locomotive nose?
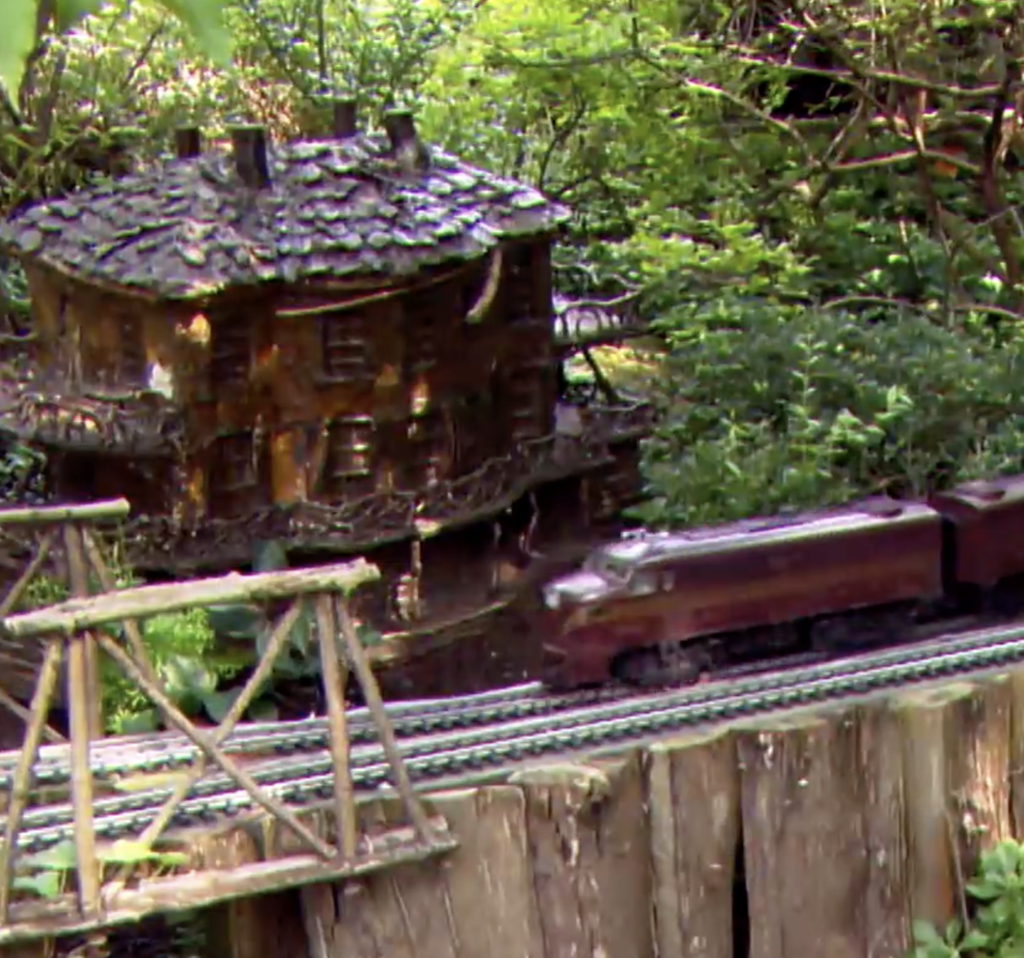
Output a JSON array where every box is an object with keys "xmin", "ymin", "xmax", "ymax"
[{"xmin": 540, "ymin": 643, "xmax": 570, "ymax": 687}]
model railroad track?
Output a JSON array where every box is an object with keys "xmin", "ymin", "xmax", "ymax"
[
  {"xmin": 0, "ymin": 682, "xmax": 632, "ymax": 790},
  {"xmin": 6, "ymin": 621, "xmax": 1024, "ymax": 853}
]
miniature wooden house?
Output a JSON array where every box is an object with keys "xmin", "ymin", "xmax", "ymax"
[
  {"xmin": 1, "ymin": 106, "xmax": 565, "ymax": 507},
  {"xmin": 0, "ymin": 102, "xmax": 651, "ymax": 647}
]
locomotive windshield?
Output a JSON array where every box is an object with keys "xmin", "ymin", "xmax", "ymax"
[{"xmin": 583, "ymin": 539, "xmax": 652, "ymax": 580}]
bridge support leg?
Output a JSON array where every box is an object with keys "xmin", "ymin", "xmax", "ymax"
[
  {"xmin": 335, "ymin": 598, "xmax": 437, "ymax": 844},
  {"xmin": 316, "ymin": 596, "xmax": 358, "ymax": 859}
]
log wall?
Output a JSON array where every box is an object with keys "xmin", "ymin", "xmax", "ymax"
[{"xmin": 203, "ymin": 668, "xmax": 1024, "ymax": 958}]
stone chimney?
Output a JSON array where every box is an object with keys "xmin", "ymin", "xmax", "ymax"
[
  {"xmin": 383, "ymin": 109, "xmax": 429, "ymax": 174},
  {"xmin": 332, "ymin": 98, "xmax": 358, "ymax": 139},
  {"xmin": 174, "ymin": 127, "xmax": 202, "ymax": 159},
  {"xmin": 229, "ymin": 125, "xmax": 271, "ymax": 188}
]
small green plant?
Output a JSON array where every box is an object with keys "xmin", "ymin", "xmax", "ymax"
[
  {"xmin": 911, "ymin": 840, "xmax": 1024, "ymax": 958},
  {"xmin": 103, "ymin": 607, "xmax": 246, "ymax": 734},
  {"xmin": 18, "ymin": 567, "xmax": 244, "ymax": 734},
  {"xmin": 13, "ymin": 839, "xmax": 188, "ymax": 901}
]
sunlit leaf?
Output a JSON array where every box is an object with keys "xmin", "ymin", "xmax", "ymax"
[
  {"xmin": 13, "ymin": 871, "xmax": 62, "ymax": 898},
  {"xmin": 99, "ymin": 840, "xmax": 188, "ymax": 867},
  {"xmin": 115, "ymin": 708, "xmax": 160, "ymax": 734},
  {"xmin": 22, "ymin": 840, "xmax": 78, "ymax": 872},
  {"xmin": 0, "ymin": 0, "xmax": 39, "ymax": 98},
  {"xmin": 109, "ymin": 768, "xmax": 198, "ymax": 794},
  {"xmin": 55, "ymin": 0, "xmax": 108, "ymax": 32},
  {"xmin": 155, "ymin": 0, "xmax": 233, "ymax": 64}
]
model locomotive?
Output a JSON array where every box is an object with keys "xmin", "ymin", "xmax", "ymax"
[{"xmin": 538, "ymin": 474, "xmax": 1024, "ymax": 690}]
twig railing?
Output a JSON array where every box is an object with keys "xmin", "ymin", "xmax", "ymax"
[
  {"xmin": 0, "ymin": 557, "xmax": 449, "ymax": 934},
  {"xmin": 0, "ymin": 497, "xmax": 132, "ymax": 743}
]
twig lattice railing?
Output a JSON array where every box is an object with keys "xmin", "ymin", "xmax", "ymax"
[
  {"xmin": 0, "ymin": 498, "xmax": 132, "ymax": 743},
  {"xmin": 0, "ymin": 556, "xmax": 455, "ymax": 943}
]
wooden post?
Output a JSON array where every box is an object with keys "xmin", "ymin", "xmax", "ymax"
[
  {"xmin": 0, "ymin": 499, "xmax": 129, "ymax": 527},
  {"xmin": 67, "ymin": 632, "xmax": 101, "ymax": 918},
  {"xmin": 335, "ymin": 597, "xmax": 436, "ymax": 842},
  {"xmin": 63, "ymin": 524, "xmax": 103, "ymax": 740},
  {"xmin": 646, "ymin": 729, "xmax": 740, "ymax": 958},
  {"xmin": 0, "ymin": 638, "xmax": 64, "ymax": 921},
  {"xmin": 315, "ymin": 594, "xmax": 358, "ymax": 859},
  {"xmin": 2, "ymin": 560, "xmax": 380, "ymax": 637}
]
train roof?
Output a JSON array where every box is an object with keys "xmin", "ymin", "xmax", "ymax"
[{"xmin": 591, "ymin": 499, "xmax": 938, "ymax": 572}]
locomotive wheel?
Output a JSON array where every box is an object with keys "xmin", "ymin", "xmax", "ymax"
[{"xmin": 612, "ymin": 643, "xmax": 706, "ymax": 688}]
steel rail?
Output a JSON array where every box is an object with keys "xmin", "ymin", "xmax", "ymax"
[
  {"xmin": 0, "ymin": 682, "xmax": 626, "ymax": 789},
  {"xmin": 0, "ymin": 615, "xmax": 1004, "ymax": 789},
  {"xmin": 7, "ymin": 622, "xmax": 1024, "ymax": 852}
]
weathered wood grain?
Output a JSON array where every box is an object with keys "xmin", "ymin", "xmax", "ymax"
[
  {"xmin": 896, "ymin": 678, "xmax": 1012, "ymax": 932},
  {"xmin": 859, "ymin": 702, "xmax": 912, "ymax": 958},
  {"xmin": 516, "ymin": 755, "xmax": 651, "ymax": 958},
  {"xmin": 646, "ymin": 728, "xmax": 740, "ymax": 958},
  {"xmin": 739, "ymin": 707, "xmax": 871, "ymax": 958}
]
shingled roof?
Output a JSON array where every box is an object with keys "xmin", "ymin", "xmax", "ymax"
[{"xmin": 0, "ymin": 113, "xmax": 571, "ymax": 300}]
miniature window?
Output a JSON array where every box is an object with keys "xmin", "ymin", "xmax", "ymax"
[
  {"xmin": 208, "ymin": 431, "xmax": 263, "ymax": 518},
  {"xmin": 504, "ymin": 366, "xmax": 551, "ymax": 442},
  {"xmin": 504, "ymin": 243, "xmax": 537, "ymax": 323},
  {"xmin": 119, "ymin": 312, "xmax": 147, "ymax": 385},
  {"xmin": 626, "ymin": 570, "xmax": 659, "ymax": 598},
  {"xmin": 406, "ymin": 410, "xmax": 448, "ymax": 486},
  {"xmin": 209, "ymin": 319, "xmax": 252, "ymax": 390},
  {"xmin": 211, "ymin": 432, "xmax": 257, "ymax": 493},
  {"xmin": 321, "ymin": 314, "xmax": 373, "ymax": 381},
  {"xmin": 324, "ymin": 416, "xmax": 375, "ymax": 496}
]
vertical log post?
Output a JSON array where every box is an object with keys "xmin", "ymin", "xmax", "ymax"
[
  {"xmin": 315, "ymin": 594, "xmax": 358, "ymax": 859},
  {"xmin": 63, "ymin": 524, "xmax": 103, "ymax": 739},
  {"xmin": 335, "ymin": 597, "xmax": 436, "ymax": 842},
  {"xmin": 67, "ymin": 629, "xmax": 101, "ymax": 918},
  {"xmin": 0, "ymin": 638, "xmax": 65, "ymax": 921}
]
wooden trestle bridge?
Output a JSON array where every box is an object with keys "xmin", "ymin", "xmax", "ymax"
[{"xmin": 0, "ymin": 499, "xmax": 459, "ymax": 949}]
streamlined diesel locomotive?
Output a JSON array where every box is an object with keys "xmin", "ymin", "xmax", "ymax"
[{"xmin": 539, "ymin": 475, "xmax": 1024, "ymax": 690}]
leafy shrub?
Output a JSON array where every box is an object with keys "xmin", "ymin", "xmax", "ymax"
[
  {"xmin": 634, "ymin": 301, "xmax": 1024, "ymax": 528},
  {"xmin": 911, "ymin": 840, "xmax": 1024, "ymax": 958}
]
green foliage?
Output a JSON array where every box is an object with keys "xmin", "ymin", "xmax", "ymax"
[
  {"xmin": 1, "ymin": 0, "xmax": 232, "ymax": 97},
  {"xmin": 18, "ymin": 567, "xmax": 243, "ymax": 734},
  {"xmin": 103, "ymin": 607, "xmax": 245, "ymax": 734},
  {"xmin": 13, "ymin": 837, "xmax": 187, "ymax": 900},
  {"xmin": 634, "ymin": 303, "xmax": 1024, "ymax": 527},
  {"xmin": 911, "ymin": 840, "xmax": 1024, "ymax": 958}
]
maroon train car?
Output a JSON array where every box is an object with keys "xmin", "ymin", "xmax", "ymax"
[
  {"xmin": 930, "ymin": 476, "xmax": 1024, "ymax": 591},
  {"xmin": 539, "ymin": 499, "xmax": 945, "ymax": 689}
]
